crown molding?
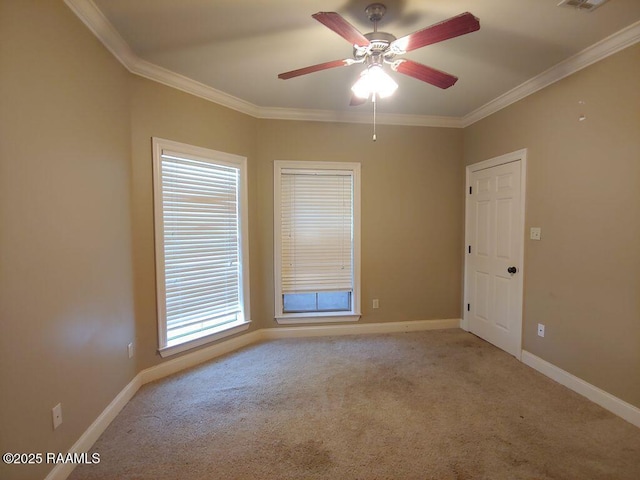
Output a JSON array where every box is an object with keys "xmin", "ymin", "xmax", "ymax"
[
  {"xmin": 63, "ymin": 0, "xmax": 261, "ymax": 117},
  {"xmin": 62, "ymin": 0, "xmax": 460, "ymax": 128},
  {"xmin": 66, "ymin": 1, "xmax": 639, "ymax": 130},
  {"xmin": 130, "ymin": 58, "xmax": 261, "ymax": 117},
  {"xmin": 256, "ymin": 107, "xmax": 463, "ymax": 128},
  {"xmin": 461, "ymin": 19, "xmax": 640, "ymax": 127},
  {"xmin": 64, "ymin": 0, "xmax": 138, "ymax": 67}
]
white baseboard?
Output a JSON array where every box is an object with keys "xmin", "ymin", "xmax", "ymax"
[
  {"xmin": 521, "ymin": 350, "xmax": 640, "ymax": 429},
  {"xmin": 139, "ymin": 319, "xmax": 460, "ymax": 381},
  {"xmin": 44, "ymin": 374, "xmax": 142, "ymax": 480},
  {"xmin": 264, "ymin": 318, "xmax": 461, "ymax": 340},
  {"xmin": 141, "ymin": 330, "xmax": 263, "ymax": 384}
]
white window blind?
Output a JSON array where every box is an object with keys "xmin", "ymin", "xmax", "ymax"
[
  {"xmin": 158, "ymin": 150, "xmax": 243, "ymax": 346},
  {"xmin": 280, "ymin": 170, "xmax": 353, "ymax": 294}
]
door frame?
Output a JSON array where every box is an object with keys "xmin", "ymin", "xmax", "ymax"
[{"xmin": 462, "ymin": 148, "xmax": 527, "ymax": 360}]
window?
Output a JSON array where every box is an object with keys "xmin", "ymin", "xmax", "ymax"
[
  {"xmin": 274, "ymin": 161, "xmax": 361, "ymax": 324},
  {"xmin": 152, "ymin": 138, "xmax": 250, "ymax": 357}
]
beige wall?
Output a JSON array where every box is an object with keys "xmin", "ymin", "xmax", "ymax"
[
  {"xmin": 129, "ymin": 89, "xmax": 463, "ymax": 368},
  {"xmin": 2, "ymin": 3, "xmax": 638, "ymax": 478},
  {"xmin": 0, "ymin": 2, "xmax": 135, "ymax": 479},
  {"xmin": 129, "ymin": 77, "xmax": 260, "ymax": 370},
  {"xmin": 463, "ymin": 43, "xmax": 640, "ymax": 408},
  {"xmin": 255, "ymin": 120, "xmax": 464, "ymax": 328}
]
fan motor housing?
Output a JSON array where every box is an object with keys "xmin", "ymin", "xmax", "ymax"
[
  {"xmin": 354, "ymin": 31, "xmax": 397, "ymax": 60},
  {"xmin": 365, "ymin": 31, "xmax": 396, "ymax": 47}
]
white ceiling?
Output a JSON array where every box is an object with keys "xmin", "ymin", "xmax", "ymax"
[{"xmin": 77, "ymin": 0, "xmax": 640, "ymax": 123}]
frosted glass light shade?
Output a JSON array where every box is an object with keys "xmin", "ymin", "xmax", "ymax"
[{"xmin": 351, "ymin": 65, "xmax": 398, "ymax": 99}]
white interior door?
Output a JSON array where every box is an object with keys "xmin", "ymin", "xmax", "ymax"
[{"xmin": 464, "ymin": 152, "xmax": 525, "ymax": 358}]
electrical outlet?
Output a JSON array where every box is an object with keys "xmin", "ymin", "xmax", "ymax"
[
  {"xmin": 537, "ymin": 323, "xmax": 545, "ymax": 337},
  {"xmin": 372, "ymin": 299, "xmax": 379, "ymax": 309},
  {"xmin": 128, "ymin": 342, "xmax": 134, "ymax": 359},
  {"xmin": 52, "ymin": 403, "xmax": 62, "ymax": 430}
]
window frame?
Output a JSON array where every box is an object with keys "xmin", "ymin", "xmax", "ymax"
[
  {"xmin": 273, "ymin": 160, "xmax": 361, "ymax": 324},
  {"xmin": 152, "ymin": 138, "xmax": 251, "ymax": 357}
]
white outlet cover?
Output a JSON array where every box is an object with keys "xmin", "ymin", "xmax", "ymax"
[{"xmin": 52, "ymin": 403, "xmax": 62, "ymax": 429}]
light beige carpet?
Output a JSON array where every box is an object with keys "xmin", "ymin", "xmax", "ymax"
[{"xmin": 69, "ymin": 329, "xmax": 640, "ymax": 479}]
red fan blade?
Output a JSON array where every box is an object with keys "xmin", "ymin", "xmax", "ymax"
[
  {"xmin": 392, "ymin": 60, "xmax": 458, "ymax": 89},
  {"xmin": 312, "ymin": 12, "xmax": 370, "ymax": 47},
  {"xmin": 278, "ymin": 59, "xmax": 351, "ymax": 80},
  {"xmin": 391, "ymin": 12, "xmax": 479, "ymax": 53}
]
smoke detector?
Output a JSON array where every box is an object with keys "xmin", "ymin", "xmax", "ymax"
[{"xmin": 557, "ymin": 0, "xmax": 610, "ymax": 12}]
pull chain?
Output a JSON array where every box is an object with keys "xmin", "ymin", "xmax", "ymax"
[
  {"xmin": 372, "ymin": 92, "xmax": 377, "ymax": 141},
  {"xmin": 372, "ymin": 13, "xmax": 378, "ymax": 141}
]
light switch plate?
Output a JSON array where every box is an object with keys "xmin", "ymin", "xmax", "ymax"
[{"xmin": 530, "ymin": 227, "xmax": 541, "ymax": 240}]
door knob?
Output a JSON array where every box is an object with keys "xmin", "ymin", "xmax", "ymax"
[{"xmin": 507, "ymin": 266, "xmax": 517, "ymax": 275}]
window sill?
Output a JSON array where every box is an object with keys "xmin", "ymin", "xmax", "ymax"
[
  {"xmin": 158, "ymin": 320, "xmax": 250, "ymax": 358},
  {"xmin": 275, "ymin": 313, "xmax": 361, "ymax": 325}
]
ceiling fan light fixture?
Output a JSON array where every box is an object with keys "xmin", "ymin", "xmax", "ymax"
[{"xmin": 351, "ymin": 64, "xmax": 398, "ymax": 99}]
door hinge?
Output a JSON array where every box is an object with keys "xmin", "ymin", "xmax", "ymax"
[
  {"xmin": 467, "ymin": 303, "xmax": 470, "ymax": 312},
  {"xmin": 469, "ymin": 186, "xmax": 472, "ymax": 194}
]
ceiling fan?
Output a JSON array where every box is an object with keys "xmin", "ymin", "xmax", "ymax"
[{"xmin": 278, "ymin": 3, "xmax": 480, "ymax": 105}]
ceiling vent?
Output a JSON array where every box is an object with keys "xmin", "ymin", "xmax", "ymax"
[{"xmin": 557, "ymin": 0, "xmax": 610, "ymax": 12}]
